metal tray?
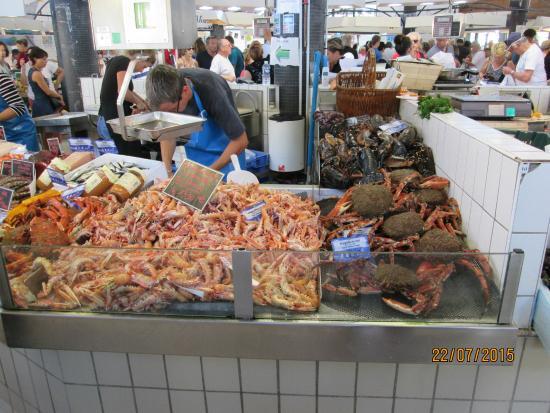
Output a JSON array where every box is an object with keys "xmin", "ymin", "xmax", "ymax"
[
  {"xmin": 33, "ymin": 112, "xmax": 90, "ymax": 127},
  {"xmin": 107, "ymin": 111, "xmax": 205, "ymax": 142}
]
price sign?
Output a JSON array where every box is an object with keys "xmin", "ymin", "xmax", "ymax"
[
  {"xmin": 47, "ymin": 137, "xmax": 61, "ymax": 155},
  {"xmin": 0, "ymin": 126, "xmax": 5, "ymax": 141},
  {"xmin": 331, "ymin": 235, "xmax": 371, "ymax": 262},
  {"xmin": 11, "ymin": 160, "xmax": 34, "ymax": 180},
  {"xmin": 163, "ymin": 159, "xmax": 223, "ymax": 211},
  {"xmin": 0, "ymin": 187, "xmax": 14, "ymax": 211},
  {"xmin": 47, "ymin": 168, "xmax": 67, "ymax": 187},
  {"xmin": 433, "ymin": 15, "xmax": 453, "ymax": 38},
  {"xmin": 1, "ymin": 161, "xmax": 12, "ymax": 176}
]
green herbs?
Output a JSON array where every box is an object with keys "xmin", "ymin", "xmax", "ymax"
[{"xmin": 417, "ymin": 95, "xmax": 453, "ymax": 119}]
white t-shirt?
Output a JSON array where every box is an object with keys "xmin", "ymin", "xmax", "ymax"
[
  {"xmin": 472, "ymin": 50, "xmax": 486, "ymax": 70},
  {"xmin": 516, "ymin": 44, "xmax": 547, "ymax": 86},
  {"xmin": 210, "ymin": 54, "xmax": 236, "ymax": 82},
  {"xmin": 26, "ymin": 60, "xmax": 58, "ymax": 100}
]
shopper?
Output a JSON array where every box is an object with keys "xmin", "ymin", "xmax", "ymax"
[
  {"xmin": 10, "ymin": 49, "xmax": 19, "ymax": 69},
  {"xmin": 541, "ymin": 40, "xmax": 550, "ymax": 80},
  {"xmin": 210, "ymin": 39, "xmax": 236, "ymax": 82},
  {"xmin": 503, "ymin": 36, "xmax": 547, "ymax": 85},
  {"xmin": 15, "ymin": 39, "xmax": 29, "ymax": 70},
  {"xmin": 27, "ymin": 48, "xmax": 65, "ymax": 117},
  {"xmin": 326, "ymin": 38, "xmax": 344, "ymax": 73},
  {"xmin": 479, "ymin": 42, "xmax": 508, "ymax": 83},
  {"xmin": 27, "ymin": 54, "xmax": 65, "ymax": 104},
  {"xmin": 193, "ymin": 38, "xmax": 206, "ymax": 57},
  {"xmin": 225, "ymin": 35, "xmax": 244, "ymax": 78},
  {"xmin": 0, "ymin": 73, "xmax": 38, "ymax": 151},
  {"xmin": 395, "ymin": 36, "xmax": 415, "ymax": 61},
  {"xmin": 505, "ymin": 32, "xmax": 522, "ymax": 66},
  {"xmin": 0, "ymin": 42, "xmax": 11, "ymax": 76},
  {"xmin": 382, "ymin": 42, "xmax": 395, "ymax": 61},
  {"xmin": 342, "ymin": 34, "xmax": 358, "ymax": 59},
  {"xmin": 177, "ymin": 48, "xmax": 198, "ymax": 69},
  {"xmin": 98, "ymin": 51, "xmax": 155, "ymax": 157},
  {"xmin": 427, "ymin": 38, "xmax": 453, "ymax": 58},
  {"xmin": 243, "ymin": 43, "xmax": 265, "ymax": 84},
  {"xmin": 196, "ymin": 36, "xmax": 218, "ymax": 69},
  {"xmin": 470, "ymin": 42, "xmax": 486, "ymax": 70},
  {"xmin": 407, "ymin": 32, "xmax": 425, "ymax": 59},
  {"xmin": 146, "ymin": 65, "xmax": 248, "ymax": 176},
  {"xmin": 369, "ymin": 35, "xmax": 383, "ymax": 62},
  {"xmin": 523, "ymin": 28, "xmax": 537, "ymax": 44}
]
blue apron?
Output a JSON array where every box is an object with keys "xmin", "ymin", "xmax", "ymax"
[
  {"xmin": 0, "ymin": 94, "xmax": 38, "ymax": 151},
  {"xmin": 185, "ymin": 88, "xmax": 245, "ymax": 178}
]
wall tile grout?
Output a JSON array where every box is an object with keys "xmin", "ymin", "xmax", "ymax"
[
  {"xmin": 276, "ymin": 360, "xmax": 281, "ymax": 413},
  {"xmin": 508, "ymin": 337, "xmax": 528, "ymax": 413},
  {"xmin": 162, "ymin": 355, "xmax": 173, "ymax": 413},
  {"xmin": 199, "ymin": 357, "xmax": 208, "ymax": 413},
  {"xmin": 315, "ymin": 361, "xmax": 319, "ymax": 413},
  {"xmin": 429, "ymin": 364, "xmax": 439, "ymax": 413},
  {"xmin": 237, "ymin": 358, "xmax": 244, "ymax": 413},
  {"xmin": 126, "ymin": 353, "xmax": 139, "ymax": 413},
  {"xmin": 469, "ymin": 365, "xmax": 480, "ymax": 413},
  {"xmin": 10, "ymin": 349, "xmax": 27, "ymax": 412},
  {"xmin": 391, "ymin": 364, "xmax": 399, "ymax": 413},
  {"xmin": 89, "ymin": 352, "xmax": 104, "ymax": 413},
  {"xmin": 353, "ymin": 362, "xmax": 358, "ymax": 413}
]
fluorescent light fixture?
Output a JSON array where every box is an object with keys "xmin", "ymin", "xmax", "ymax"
[
  {"xmin": 227, "ymin": 6, "xmax": 241, "ymax": 11},
  {"xmin": 419, "ymin": 2, "xmax": 434, "ymax": 5},
  {"xmin": 254, "ymin": 6, "xmax": 266, "ymax": 11},
  {"xmin": 339, "ymin": 5, "xmax": 353, "ymax": 9},
  {"xmin": 388, "ymin": 3, "xmax": 401, "ymax": 6},
  {"xmin": 199, "ymin": 5, "xmax": 213, "ymax": 10},
  {"xmin": 454, "ymin": 0, "xmax": 467, "ymax": 3}
]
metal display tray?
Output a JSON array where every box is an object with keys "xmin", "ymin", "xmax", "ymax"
[
  {"xmin": 107, "ymin": 111, "xmax": 205, "ymax": 142},
  {"xmin": 33, "ymin": 112, "xmax": 90, "ymax": 127}
]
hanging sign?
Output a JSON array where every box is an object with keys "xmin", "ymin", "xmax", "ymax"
[
  {"xmin": 163, "ymin": 159, "xmax": 224, "ymax": 211},
  {"xmin": 432, "ymin": 15, "xmax": 453, "ymax": 38}
]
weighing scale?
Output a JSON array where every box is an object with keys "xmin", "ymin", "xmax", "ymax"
[{"xmin": 451, "ymin": 95, "xmax": 532, "ymax": 119}]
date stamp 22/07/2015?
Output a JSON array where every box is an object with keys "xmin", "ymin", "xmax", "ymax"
[{"xmin": 432, "ymin": 347, "xmax": 515, "ymax": 363}]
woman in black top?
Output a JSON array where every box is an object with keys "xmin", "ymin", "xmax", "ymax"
[
  {"xmin": 98, "ymin": 51, "xmax": 154, "ymax": 158},
  {"xmin": 243, "ymin": 42, "xmax": 265, "ymax": 83},
  {"xmin": 28, "ymin": 47, "xmax": 65, "ymax": 117}
]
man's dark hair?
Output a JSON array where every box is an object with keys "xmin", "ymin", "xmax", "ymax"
[
  {"xmin": 395, "ymin": 37, "xmax": 412, "ymax": 56},
  {"xmin": 15, "ymin": 39, "xmax": 28, "ymax": 47},
  {"xmin": 523, "ymin": 28, "xmax": 536, "ymax": 40},
  {"xmin": 371, "ymin": 35, "xmax": 381, "ymax": 46},
  {"xmin": 225, "ymin": 35, "xmax": 235, "ymax": 45},
  {"xmin": 146, "ymin": 64, "xmax": 185, "ymax": 111}
]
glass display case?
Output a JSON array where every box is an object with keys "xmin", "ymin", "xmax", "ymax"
[{"xmin": 0, "ymin": 245, "xmax": 519, "ymax": 325}]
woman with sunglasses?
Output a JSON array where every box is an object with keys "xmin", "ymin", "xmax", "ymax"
[
  {"xmin": 177, "ymin": 48, "xmax": 198, "ymax": 69},
  {"xmin": 407, "ymin": 32, "xmax": 426, "ymax": 59}
]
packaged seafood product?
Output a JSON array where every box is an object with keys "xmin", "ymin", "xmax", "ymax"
[
  {"xmin": 108, "ymin": 167, "xmax": 146, "ymax": 202},
  {"xmin": 84, "ymin": 165, "xmax": 118, "ymax": 196}
]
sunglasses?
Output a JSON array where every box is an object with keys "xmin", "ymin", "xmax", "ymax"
[{"xmin": 413, "ymin": 40, "xmax": 419, "ymax": 43}]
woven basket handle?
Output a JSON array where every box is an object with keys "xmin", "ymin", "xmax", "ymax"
[{"xmin": 361, "ymin": 48, "xmax": 377, "ymax": 88}]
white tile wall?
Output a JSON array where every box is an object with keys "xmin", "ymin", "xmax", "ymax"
[
  {"xmin": 495, "ymin": 156, "xmax": 519, "ymax": 230},
  {"xmin": 318, "ymin": 396, "xmax": 354, "ymax": 413},
  {"xmin": 129, "ymin": 354, "xmax": 166, "ymax": 388},
  {"xmin": 93, "ymin": 352, "xmax": 132, "ymax": 386},
  {"xmin": 356, "ymin": 397, "xmax": 393, "ymax": 413},
  {"xmin": 280, "ymin": 395, "xmax": 315, "ymax": 413},
  {"xmin": 513, "ymin": 163, "xmax": 550, "ymax": 233},
  {"xmin": 511, "ymin": 233, "xmax": 548, "ymax": 296},
  {"xmin": 395, "ymin": 364, "xmax": 436, "ymax": 398},
  {"xmin": 356, "ymin": 363, "xmax": 396, "ymax": 397},
  {"xmin": 513, "ymin": 296, "xmax": 535, "ymax": 328},
  {"xmin": 100, "ymin": 386, "xmax": 136, "ymax": 413},
  {"xmin": 432, "ymin": 399, "xmax": 470, "ymax": 413},
  {"xmin": 41, "ymin": 350, "xmax": 62, "ymax": 379},
  {"xmin": 394, "ymin": 398, "xmax": 432, "ymax": 413},
  {"xmin": 58, "ymin": 351, "xmax": 96, "ymax": 385},
  {"xmin": 0, "ymin": 344, "xmax": 20, "ymax": 393},
  {"xmin": 47, "ymin": 374, "xmax": 70, "ymax": 413},
  {"xmin": 24, "ymin": 350, "xmax": 42, "ymax": 368},
  {"xmin": 434, "ymin": 365, "xmax": 476, "ymax": 399},
  {"xmin": 242, "ymin": 393, "xmax": 278, "ymax": 413},
  {"xmin": 170, "ymin": 390, "xmax": 206, "ymax": 413},
  {"xmin": 472, "ymin": 400, "xmax": 509, "ymax": 413},
  {"xmin": 206, "ymin": 392, "xmax": 241, "ymax": 413},
  {"xmin": 279, "ymin": 360, "xmax": 316, "ymax": 395},
  {"xmin": 65, "ymin": 384, "xmax": 102, "ymax": 413},
  {"xmin": 240, "ymin": 359, "xmax": 277, "ymax": 394},
  {"xmin": 483, "ymin": 149, "xmax": 503, "ymax": 218},
  {"xmin": 134, "ymin": 388, "xmax": 171, "ymax": 413},
  {"xmin": 318, "ymin": 361, "xmax": 356, "ymax": 396},
  {"xmin": 202, "ymin": 357, "xmax": 240, "ymax": 392},
  {"xmin": 165, "ymin": 356, "xmax": 203, "ymax": 390}
]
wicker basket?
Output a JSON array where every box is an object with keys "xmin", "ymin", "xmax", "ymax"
[{"xmin": 336, "ymin": 50, "xmax": 399, "ymax": 117}]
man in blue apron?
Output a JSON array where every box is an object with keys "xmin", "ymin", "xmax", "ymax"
[
  {"xmin": 0, "ymin": 73, "xmax": 38, "ymax": 151},
  {"xmin": 145, "ymin": 65, "xmax": 248, "ymax": 176}
]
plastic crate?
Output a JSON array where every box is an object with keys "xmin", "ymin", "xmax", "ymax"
[{"xmin": 245, "ymin": 150, "xmax": 269, "ymax": 169}]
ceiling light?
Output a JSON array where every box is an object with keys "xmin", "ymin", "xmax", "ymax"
[
  {"xmin": 388, "ymin": 3, "xmax": 401, "ymax": 6},
  {"xmin": 419, "ymin": 2, "xmax": 434, "ymax": 5},
  {"xmin": 339, "ymin": 5, "xmax": 353, "ymax": 9},
  {"xmin": 254, "ymin": 6, "xmax": 266, "ymax": 11},
  {"xmin": 199, "ymin": 5, "xmax": 212, "ymax": 10},
  {"xmin": 454, "ymin": 0, "xmax": 467, "ymax": 3},
  {"xmin": 227, "ymin": 6, "xmax": 241, "ymax": 11}
]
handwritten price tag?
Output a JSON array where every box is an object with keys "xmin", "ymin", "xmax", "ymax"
[
  {"xmin": 0, "ymin": 187, "xmax": 14, "ymax": 211},
  {"xmin": 47, "ymin": 137, "xmax": 61, "ymax": 155},
  {"xmin": 163, "ymin": 159, "xmax": 223, "ymax": 211},
  {"xmin": 0, "ymin": 126, "xmax": 5, "ymax": 141},
  {"xmin": 11, "ymin": 160, "xmax": 34, "ymax": 180},
  {"xmin": 1, "ymin": 161, "xmax": 12, "ymax": 176}
]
